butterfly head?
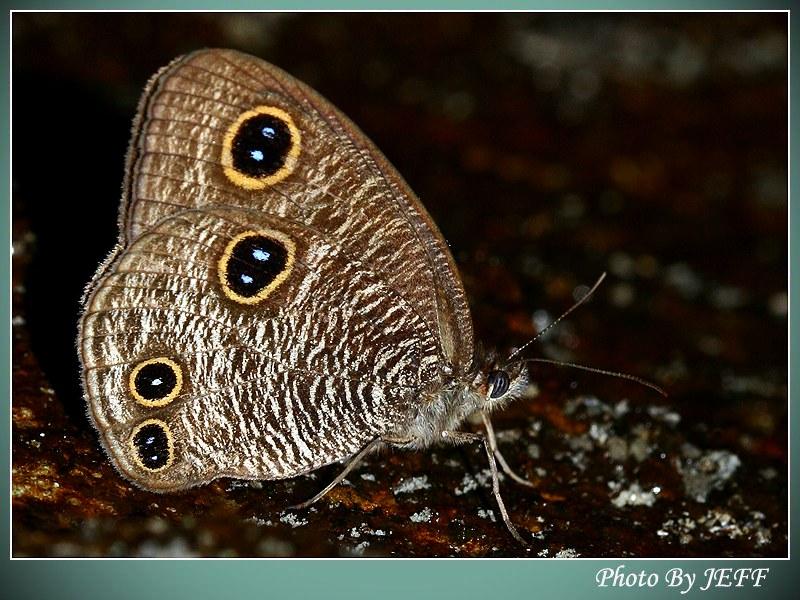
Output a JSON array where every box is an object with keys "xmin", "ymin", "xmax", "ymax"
[{"xmin": 473, "ymin": 352, "xmax": 529, "ymax": 409}]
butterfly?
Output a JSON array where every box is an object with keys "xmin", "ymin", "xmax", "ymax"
[{"xmin": 78, "ymin": 49, "xmax": 663, "ymax": 546}]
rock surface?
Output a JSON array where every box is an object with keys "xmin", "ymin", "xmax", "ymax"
[{"xmin": 12, "ymin": 12, "xmax": 787, "ymax": 557}]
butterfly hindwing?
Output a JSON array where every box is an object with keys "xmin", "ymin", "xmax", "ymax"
[{"xmin": 80, "ymin": 206, "xmax": 438, "ymax": 490}]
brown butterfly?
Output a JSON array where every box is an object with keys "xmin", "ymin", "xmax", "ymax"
[{"xmin": 78, "ymin": 49, "xmax": 663, "ymax": 545}]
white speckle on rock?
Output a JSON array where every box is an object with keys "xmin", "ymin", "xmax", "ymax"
[
  {"xmin": 609, "ymin": 251, "xmax": 635, "ymax": 278},
  {"xmin": 454, "ymin": 469, "xmax": 495, "ymax": 496},
  {"xmin": 659, "ymin": 514, "xmax": 697, "ymax": 545},
  {"xmin": 628, "ymin": 438, "xmax": 651, "ymax": 463},
  {"xmin": 721, "ymin": 373, "xmax": 782, "ymax": 399},
  {"xmin": 614, "ymin": 399, "xmax": 630, "ymax": 417},
  {"xmin": 527, "ymin": 443, "xmax": 540, "ymax": 459},
  {"xmin": 701, "ymin": 509, "xmax": 741, "ymax": 538},
  {"xmin": 759, "ymin": 467, "xmax": 778, "ymax": 480},
  {"xmin": 532, "ymin": 309, "xmax": 552, "ymax": 333},
  {"xmin": 136, "ymin": 537, "xmax": 198, "ymax": 558},
  {"xmin": 256, "ymin": 537, "xmax": 294, "ymax": 557},
  {"xmin": 677, "ymin": 449, "xmax": 741, "ymax": 503},
  {"xmin": 144, "ymin": 517, "xmax": 169, "ymax": 536},
  {"xmin": 564, "ymin": 395, "xmax": 607, "ymax": 417},
  {"xmin": 410, "ymin": 507, "xmax": 433, "ymax": 523},
  {"xmin": 589, "ymin": 422, "xmax": 610, "ymax": 445},
  {"xmin": 349, "ymin": 541, "xmax": 370, "ymax": 556},
  {"xmin": 495, "ymin": 428, "xmax": 522, "ymax": 443},
  {"xmin": 609, "ymin": 282, "xmax": 635, "ymax": 307},
  {"xmin": 555, "ymin": 548, "xmax": 580, "ymax": 558},
  {"xmin": 527, "ymin": 420, "xmax": 543, "ymax": 437},
  {"xmin": 607, "ymin": 436, "xmax": 628, "ymax": 462},
  {"xmin": 477, "ymin": 508, "xmax": 496, "ymax": 522},
  {"xmin": 660, "ymin": 508, "xmax": 772, "ymax": 548},
  {"xmin": 647, "ymin": 405, "xmax": 681, "ymax": 426},
  {"xmin": 665, "ymin": 262, "xmax": 703, "ymax": 298},
  {"xmin": 279, "ymin": 512, "xmax": 308, "ymax": 528},
  {"xmin": 611, "ymin": 482, "xmax": 657, "ymax": 508},
  {"xmin": 393, "ymin": 475, "xmax": 431, "ymax": 495},
  {"xmin": 709, "ymin": 285, "xmax": 747, "ymax": 310},
  {"xmin": 455, "ymin": 474, "xmax": 478, "ymax": 496},
  {"xmin": 768, "ymin": 291, "xmax": 787, "ymax": 317}
]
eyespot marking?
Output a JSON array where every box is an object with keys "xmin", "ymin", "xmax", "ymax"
[
  {"xmin": 218, "ymin": 230, "xmax": 296, "ymax": 305},
  {"xmin": 129, "ymin": 357, "xmax": 183, "ymax": 407},
  {"xmin": 130, "ymin": 419, "xmax": 174, "ymax": 472},
  {"xmin": 221, "ymin": 106, "xmax": 301, "ymax": 189}
]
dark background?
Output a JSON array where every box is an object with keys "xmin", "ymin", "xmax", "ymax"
[{"xmin": 11, "ymin": 12, "xmax": 787, "ymax": 557}]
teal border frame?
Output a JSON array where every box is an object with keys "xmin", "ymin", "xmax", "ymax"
[{"xmin": 3, "ymin": 3, "xmax": 794, "ymax": 599}]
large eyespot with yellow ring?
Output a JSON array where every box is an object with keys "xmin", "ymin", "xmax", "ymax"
[
  {"xmin": 221, "ymin": 106, "xmax": 301, "ymax": 189},
  {"xmin": 130, "ymin": 419, "xmax": 174, "ymax": 472},
  {"xmin": 129, "ymin": 357, "xmax": 183, "ymax": 407},
  {"xmin": 218, "ymin": 229, "xmax": 296, "ymax": 305}
]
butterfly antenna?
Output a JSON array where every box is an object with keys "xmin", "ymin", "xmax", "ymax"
[
  {"xmin": 505, "ymin": 272, "xmax": 607, "ymax": 363},
  {"xmin": 511, "ymin": 357, "xmax": 668, "ymax": 398}
]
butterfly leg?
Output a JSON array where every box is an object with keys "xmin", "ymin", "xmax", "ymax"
[
  {"xmin": 480, "ymin": 412, "xmax": 536, "ymax": 489},
  {"xmin": 289, "ymin": 437, "xmax": 391, "ymax": 510},
  {"xmin": 442, "ymin": 430, "xmax": 529, "ymax": 546}
]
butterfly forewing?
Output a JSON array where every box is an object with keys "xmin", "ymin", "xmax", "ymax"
[{"xmin": 122, "ymin": 49, "xmax": 474, "ymax": 371}]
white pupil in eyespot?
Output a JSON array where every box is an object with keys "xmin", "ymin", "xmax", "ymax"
[
  {"xmin": 252, "ymin": 248, "xmax": 270, "ymax": 261},
  {"xmin": 250, "ymin": 149, "xmax": 264, "ymax": 162},
  {"xmin": 240, "ymin": 274, "xmax": 254, "ymax": 284},
  {"xmin": 150, "ymin": 378, "xmax": 162, "ymax": 386},
  {"xmin": 261, "ymin": 126, "xmax": 276, "ymax": 138}
]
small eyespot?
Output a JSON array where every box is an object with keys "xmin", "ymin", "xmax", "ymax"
[
  {"xmin": 221, "ymin": 106, "xmax": 301, "ymax": 189},
  {"xmin": 129, "ymin": 357, "xmax": 183, "ymax": 407},
  {"xmin": 130, "ymin": 419, "xmax": 174, "ymax": 472},
  {"xmin": 218, "ymin": 230, "xmax": 295, "ymax": 305},
  {"xmin": 487, "ymin": 370, "xmax": 510, "ymax": 399}
]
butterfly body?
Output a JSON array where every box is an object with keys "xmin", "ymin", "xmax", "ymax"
[{"xmin": 79, "ymin": 49, "xmax": 529, "ymax": 502}]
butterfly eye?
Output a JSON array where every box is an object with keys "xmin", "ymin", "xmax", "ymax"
[
  {"xmin": 130, "ymin": 419, "xmax": 174, "ymax": 472},
  {"xmin": 487, "ymin": 370, "xmax": 510, "ymax": 399},
  {"xmin": 218, "ymin": 230, "xmax": 296, "ymax": 305},
  {"xmin": 129, "ymin": 357, "xmax": 183, "ymax": 407},
  {"xmin": 221, "ymin": 106, "xmax": 301, "ymax": 189}
]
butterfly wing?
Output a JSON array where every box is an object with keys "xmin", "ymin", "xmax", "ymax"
[
  {"xmin": 80, "ymin": 49, "xmax": 476, "ymax": 490},
  {"xmin": 80, "ymin": 206, "xmax": 437, "ymax": 490},
  {"xmin": 119, "ymin": 48, "xmax": 474, "ymax": 372}
]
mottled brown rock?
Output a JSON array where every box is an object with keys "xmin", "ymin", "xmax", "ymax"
[{"xmin": 12, "ymin": 12, "xmax": 786, "ymax": 557}]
